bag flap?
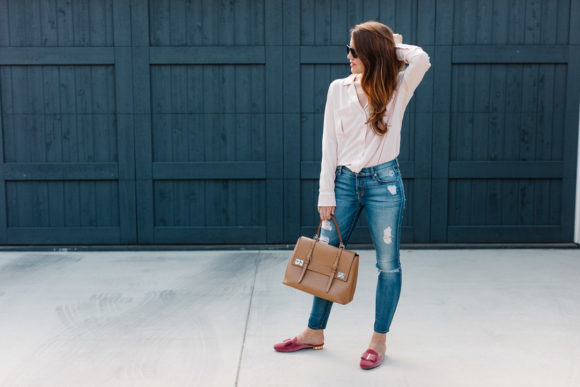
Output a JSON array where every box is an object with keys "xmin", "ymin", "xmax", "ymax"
[{"xmin": 291, "ymin": 237, "xmax": 357, "ymax": 282}]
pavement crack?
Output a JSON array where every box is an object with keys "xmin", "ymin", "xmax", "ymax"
[{"xmin": 234, "ymin": 251, "xmax": 260, "ymax": 387}]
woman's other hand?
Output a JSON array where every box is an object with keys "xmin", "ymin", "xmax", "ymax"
[
  {"xmin": 393, "ymin": 33, "xmax": 403, "ymax": 45},
  {"xmin": 318, "ymin": 206, "xmax": 336, "ymax": 220}
]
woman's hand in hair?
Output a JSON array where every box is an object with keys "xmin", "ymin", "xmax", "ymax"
[
  {"xmin": 318, "ymin": 206, "xmax": 336, "ymax": 220},
  {"xmin": 393, "ymin": 33, "xmax": 403, "ymax": 45}
]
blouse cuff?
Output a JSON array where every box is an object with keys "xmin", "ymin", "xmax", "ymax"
[{"xmin": 317, "ymin": 192, "xmax": 336, "ymax": 207}]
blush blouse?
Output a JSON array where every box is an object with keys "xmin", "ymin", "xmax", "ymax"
[{"xmin": 318, "ymin": 43, "xmax": 431, "ymax": 207}]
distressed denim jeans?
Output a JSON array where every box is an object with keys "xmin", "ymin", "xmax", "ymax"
[{"xmin": 308, "ymin": 159, "xmax": 406, "ymax": 334}]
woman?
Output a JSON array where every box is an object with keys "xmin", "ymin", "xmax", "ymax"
[{"xmin": 274, "ymin": 21, "xmax": 430, "ymax": 369}]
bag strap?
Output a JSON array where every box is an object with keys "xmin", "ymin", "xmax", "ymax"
[
  {"xmin": 325, "ymin": 247, "xmax": 343, "ymax": 292},
  {"xmin": 297, "ymin": 238, "xmax": 315, "ymax": 283},
  {"xmin": 313, "ymin": 215, "xmax": 345, "ymax": 248}
]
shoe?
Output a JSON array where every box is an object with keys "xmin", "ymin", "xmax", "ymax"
[
  {"xmin": 273, "ymin": 337, "xmax": 324, "ymax": 352},
  {"xmin": 360, "ymin": 348, "xmax": 384, "ymax": 370}
]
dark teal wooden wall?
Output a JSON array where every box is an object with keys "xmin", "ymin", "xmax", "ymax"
[{"xmin": 0, "ymin": 0, "xmax": 578, "ymax": 244}]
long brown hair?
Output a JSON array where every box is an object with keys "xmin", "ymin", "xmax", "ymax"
[{"xmin": 351, "ymin": 21, "xmax": 404, "ymax": 135}]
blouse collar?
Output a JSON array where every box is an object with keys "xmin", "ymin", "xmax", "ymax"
[{"xmin": 341, "ymin": 73, "xmax": 358, "ymax": 86}]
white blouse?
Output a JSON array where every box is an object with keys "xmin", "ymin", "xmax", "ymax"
[{"xmin": 318, "ymin": 43, "xmax": 431, "ymax": 207}]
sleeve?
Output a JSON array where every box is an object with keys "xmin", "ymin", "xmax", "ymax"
[
  {"xmin": 317, "ymin": 82, "xmax": 338, "ymax": 207},
  {"xmin": 396, "ymin": 43, "xmax": 431, "ymax": 95}
]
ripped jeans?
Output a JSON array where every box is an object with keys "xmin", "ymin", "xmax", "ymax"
[{"xmin": 308, "ymin": 159, "xmax": 406, "ymax": 334}]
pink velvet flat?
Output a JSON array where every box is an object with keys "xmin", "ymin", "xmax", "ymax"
[
  {"xmin": 273, "ymin": 337, "xmax": 324, "ymax": 352},
  {"xmin": 360, "ymin": 348, "xmax": 385, "ymax": 369}
]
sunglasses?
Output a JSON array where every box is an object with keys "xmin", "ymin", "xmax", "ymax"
[{"xmin": 346, "ymin": 44, "xmax": 358, "ymax": 58}]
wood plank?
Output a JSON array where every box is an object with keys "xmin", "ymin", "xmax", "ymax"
[
  {"xmin": 556, "ymin": 0, "xmax": 571, "ymax": 44},
  {"xmin": 551, "ymin": 64, "xmax": 566, "ymax": 160},
  {"xmin": 300, "ymin": 113, "xmax": 315, "ymax": 165},
  {"xmin": 71, "ymin": 0, "xmax": 89, "ymax": 45},
  {"xmin": 282, "ymin": 26, "xmax": 300, "ymax": 237},
  {"xmin": 153, "ymin": 180, "xmax": 173, "ymax": 227},
  {"xmin": 454, "ymin": 0, "xmax": 475, "ymax": 44},
  {"xmin": 0, "ymin": 67, "xmax": 12, "ymax": 114},
  {"xmin": 42, "ymin": 66, "xmax": 60, "ymax": 115},
  {"xmin": 417, "ymin": 0, "xmax": 435, "ymax": 45},
  {"xmin": 362, "ymin": 0, "xmax": 378, "ymax": 23},
  {"xmin": 314, "ymin": 0, "xmax": 330, "ymax": 45},
  {"xmin": 492, "ymin": 0, "xmax": 508, "ymax": 44},
  {"xmin": 2, "ymin": 163, "xmax": 118, "ymax": 179},
  {"xmin": 3, "ymin": 227, "xmax": 120, "ymax": 244},
  {"xmin": 169, "ymin": 0, "xmax": 187, "ymax": 46},
  {"xmin": 114, "ymin": 44, "xmax": 136, "ymax": 242},
  {"xmin": 8, "ymin": 0, "xmax": 26, "ymax": 46},
  {"xmin": 549, "ymin": 179, "xmax": 562, "ymax": 225},
  {"xmin": 475, "ymin": 0, "xmax": 493, "ymax": 44},
  {"xmin": 488, "ymin": 67, "xmax": 506, "ymax": 162},
  {"xmin": 329, "ymin": 0, "xmax": 346, "ymax": 45},
  {"xmin": 504, "ymin": 66, "xmax": 523, "ymax": 160},
  {"xmin": 130, "ymin": 0, "xmax": 148, "ymax": 46},
  {"xmin": 540, "ymin": 0, "xmax": 558, "ymax": 45},
  {"xmin": 132, "ymin": 47, "xmax": 151, "ymax": 115},
  {"xmin": 265, "ymin": 0, "xmax": 282, "ymax": 45},
  {"xmin": 519, "ymin": 64, "xmax": 538, "ymax": 160},
  {"xmin": 134, "ymin": 115, "xmax": 153, "ymax": 242},
  {"xmin": 154, "ymin": 226, "xmax": 266, "ymax": 244},
  {"xmin": 38, "ymin": 0, "xmax": 58, "ymax": 46},
  {"xmin": 47, "ymin": 180, "xmax": 65, "ymax": 227},
  {"xmin": 524, "ymin": 0, "xmax": 542, "ymax": 44},
  {"xmin": 452, "ymin": 46, "xmax": 568, "ymax": 63},
  {"xmin": 87, "ymin": 0, "xmax": 112, "ymax": 46},
  {"xmin": 448, "ymin": 161, "xmax": 563, "ymax": 178},
  {"xmin": 435, "ymin": 0, "xmax": 453, "ymax": 45},
  {"xmin": 301, "ymin": 46, "xmax": 346, "ymax": 64},
  {"xmin": 149, "ymin": 46, "xmax": 266, "ymax": 64},
  {"xmin": 149, "ymin": 0, "xmax": 169, "ymax": 46},
  {"xmin": 507, "ymin": 0, "xmax": 526, "ymax": 44},
  {"xmin": 113, "ymin": 0, "xmax": 131, "ymax": 46},
  {"xmin": 266, "ymin": 112, "xmax": 283, "ymax": 242},
  {"xmin": 430, "ymin": 45, "xmax": 452, "ymax": 240},
  {"xmin": 55, "ymin": 0, "xmax": 73, "ymax": 45},
  {"xmin": 486, "ymin": 180, "xmax": 502, "ymax": 224},
  {"xmin": 64, "ymin": 180, "xmax": 80, "ymax": 226},
  {"xmin": 0, "ymin": 0, "xmax": 9, "ymax": 47},
  {"xmin": 264, "ymin": 27, "xmax": 286, "ymax": 250},
  {"xmin": 300, "ymin": 0, "xmax": 314, "ymax": 45},
  {"xmin": 0, "ymin": 47, "xmax": 115, "ymax": 64},
  {"xmin": 447, "ymin": 225, "xmax": 562, "ymax": 242},
  {"xmin": 184, "ymin": 0, "xmax": 200, "ymax": 45},
  {"xmin": 413, "ymin": 110, "xmax": 432, "ymax": 242},
  {"xmin": 536, "ymin": 65, "xmax": 555, "ymax": 161},
  {"xmin": 223, "ymin": 65, "xmax": 236, "ymax": 114},
  {"xmin": 534, "ymin": 180, "xmax": 550, "ymax": 225},
  {"xmin": 78, "ymin": 181, "xmax": 96, "ymax": 227}
]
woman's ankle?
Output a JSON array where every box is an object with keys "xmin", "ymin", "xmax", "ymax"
[
  {"xmin": 298, "ymin": 328, "xmax": 324, "ymax": 343},
  {"xmin": 305, "ymin": 327, "xmax": 324, "ymax": 335}
]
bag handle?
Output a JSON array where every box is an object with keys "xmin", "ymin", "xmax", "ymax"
[{"xmin": 313, "ymin": 215, "xmax": 345, "ymax": 248}]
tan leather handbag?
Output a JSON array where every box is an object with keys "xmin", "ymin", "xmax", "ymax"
[{"xmin": 283, "ymin": 216, "xmax": 359, "ymax": 305}]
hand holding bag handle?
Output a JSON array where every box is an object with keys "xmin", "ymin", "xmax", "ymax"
[{"xmin": 313, "ymin": 215, "xmax": 345, "ymax": 248}]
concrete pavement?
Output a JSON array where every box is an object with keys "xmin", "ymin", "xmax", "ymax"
[{"xmin": 0, "ymin": 248, "xmax": 579, "ymax": 387}]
